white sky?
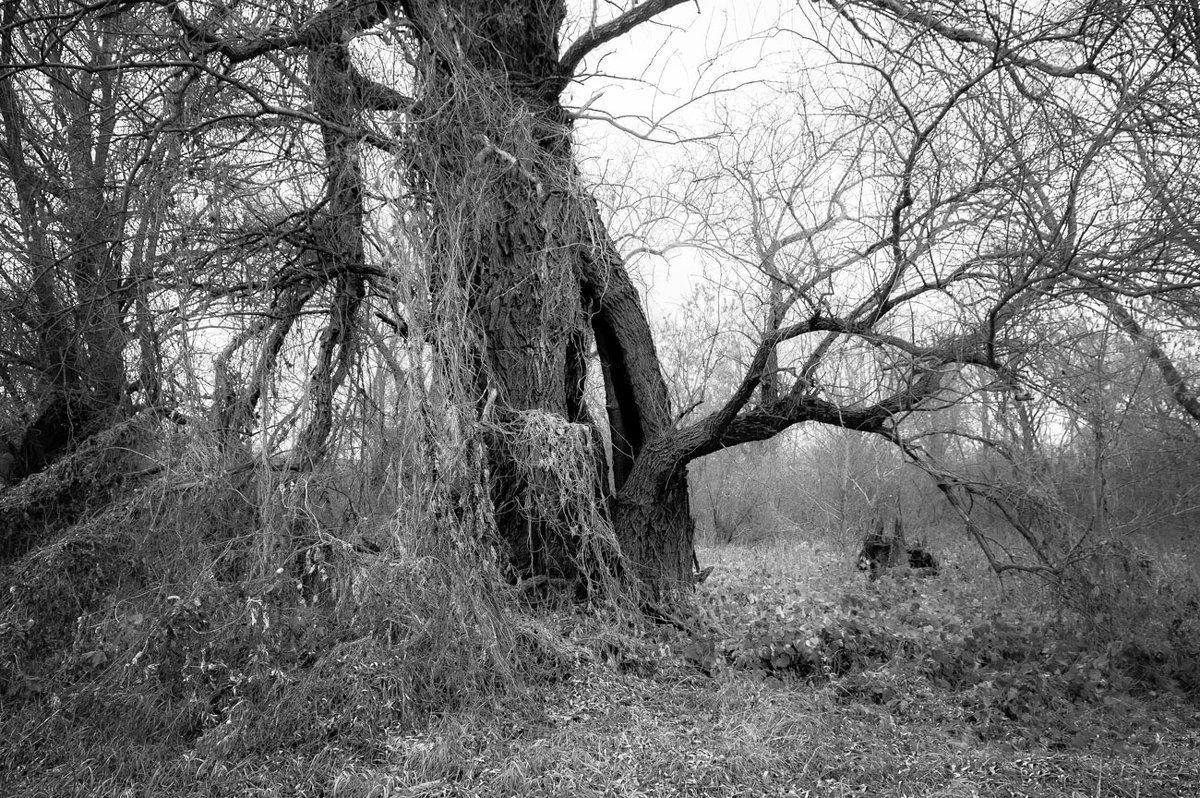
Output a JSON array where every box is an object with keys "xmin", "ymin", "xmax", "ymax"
[{"xmin": 563, "ymin": 1, "xmax": 830, "ymax": 312}]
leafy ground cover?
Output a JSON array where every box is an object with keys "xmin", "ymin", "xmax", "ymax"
[{"xmin": 4, "ymin": 539, "xmax": 1199, "ymax": 797}]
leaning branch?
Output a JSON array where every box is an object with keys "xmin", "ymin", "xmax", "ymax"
[
  {"xmin": 1101, "ymin": 294, "xmax": 1200, "ymax": 423},
  {"xmin": 673, "ymin": 366, "xmax": 944, "ymax": 463}
]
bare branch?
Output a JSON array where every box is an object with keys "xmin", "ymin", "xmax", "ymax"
[
  {"xmin": 833, "ymin": 0, "xmax": 1115, "ymax": 83},
  {"xmin": 553, "ymin": 0, "xmax": 693, "ymax": 96}
]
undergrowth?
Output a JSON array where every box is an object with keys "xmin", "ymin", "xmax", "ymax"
[
  {"xmin": 3, "ymin": 497, "xmax": 1198, "ymax": 797},
  {"xmin": 0, "ymin": 413, "xmax": 592, "ymax": 796},
  {"xmin": 680, "ymin": 540, "xmax": 1200, "ymax": 748}
]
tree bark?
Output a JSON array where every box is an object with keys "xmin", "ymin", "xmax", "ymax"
[
  {"xmin": 572, "ymin": 199, "xmax": 695, "ymax": 589},
  {"xmin": 402, "ymin": 0, "xmax": 696, "ymax": 589},
  {"xmin": 403, "ymin": 0, "xmax": 588, "ymax": 576}
]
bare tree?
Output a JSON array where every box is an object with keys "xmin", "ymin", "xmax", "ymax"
[
  {"xmin": 603, "ymin": 0, "xmax": 1200, "ymax": 580},
  {"xmin": 5, "ymin": 0, "xmax": 1200, "ymax": 594},
  {"xmin": 0, "ymin": 0, "xmax": 703, "ymax": 590}
]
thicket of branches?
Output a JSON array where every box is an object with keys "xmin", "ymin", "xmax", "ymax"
[{"xmin": 622, "ymin": 0, "xmax": 1200, "ymax": 578}]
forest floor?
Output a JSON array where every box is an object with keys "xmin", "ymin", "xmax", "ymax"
[
  {"xmin": 329, "ymin": 540, "xmax": 1200, "ymax": 798},
  {"xmin": 6, "ymin": 539, "xmax": 1200, "ymax": 797}
]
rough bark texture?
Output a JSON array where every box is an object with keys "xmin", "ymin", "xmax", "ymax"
[
  {"xmin": 403, "ymin": 0, "xmax": 590, "ymax": 577},
  {"xmin": 613, "ymin": 437, "xmax": 695, "ymax": 591},
  {"xmin": 401, "ymin": 0, "xmax": 695, "ymax": 589},
  {"xmin": 575, "ymin": 201, "xmax": 695, "ymax": 589},
  {"xmin": 407, "ymin": 0, "xmax": 574, "ymax": 405}
]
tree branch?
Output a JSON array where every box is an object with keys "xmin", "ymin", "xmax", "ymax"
[
  {"xmin": 552, "ymin": 0, "xmax": 693, "ymax": 96},
  {"xmin": 352, "ymin": 68, "xmax": 412, "ymax": 112},
  {"xmin": 834, "ymin": 0, "xmax": 1115, "ymax": 83},
  {"xmin": 148, "ymin": 0, "xmax": 402, "ymax": 63},
  {"xmin": 1101, "ymin": 294, "xmax": 1200, "ymax": 423}
]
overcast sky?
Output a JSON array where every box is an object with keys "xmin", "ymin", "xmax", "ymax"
[{"xmin": 562, "ymin": 2, "xmax": 829, "ymax": 312}]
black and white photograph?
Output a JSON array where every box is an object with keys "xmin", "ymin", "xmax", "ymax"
[{"xmin": 1, "ymin": 1, "xmax": 1199, "ymax": 795}]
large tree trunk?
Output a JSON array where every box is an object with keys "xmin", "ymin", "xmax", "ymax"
[
  {"xmin": 405, "ymin": 0, "xmax": 592, "ymax": 578},
  {"xmin": 404, "ymin": 0, "xmax": 695, "ymax": 591},
  {"xmin": 613, "ymin": 442, "xmax": 695, "ymax": 592}
]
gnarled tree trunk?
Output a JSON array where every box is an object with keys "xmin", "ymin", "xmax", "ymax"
[{"xmin": 403, "ymin": 0, "xmax": 695, "ymax": 592}]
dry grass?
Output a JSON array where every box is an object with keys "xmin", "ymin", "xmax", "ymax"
[
  {"xmin": 6, "ymin": 534, "xmax": 1200, "ymax": 798},
  {"xmin": 332, "ymin": 655, "xmax": 1198, "ymax": 798}
]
